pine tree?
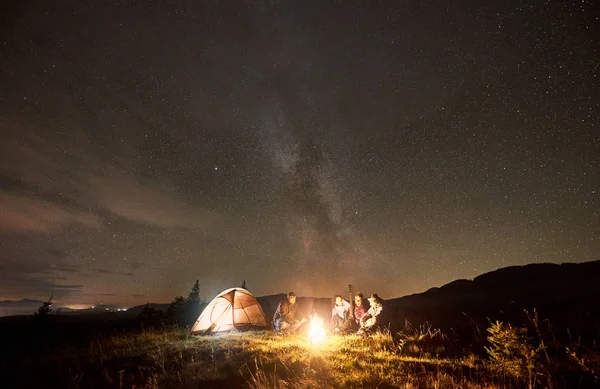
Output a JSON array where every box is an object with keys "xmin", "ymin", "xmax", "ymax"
[
  {"xmin": 35, "ymin": 294, "xmax": 53, "ymax": 317},
  {"xmin": 187, "ymin": 280, "xmax": 201, "ymax": 305},
  {"xmin": 184, "ymin": 280, "xmax": 204, "ymax": 325},
  {"xmin": 32, "ymin": 294, "xmax": 54, "ymax": 329}
]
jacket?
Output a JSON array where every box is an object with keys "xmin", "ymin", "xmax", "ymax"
[
  {"xmin": 273, "ymin": 299, "xmax": 297, "ymax": 323},
  {"xmin": 353, "ymin": 302, "xmax": 367, "ymax": 323},
  {"xmin": 362, "ymin": 302, "xmax": 383, "ymax": 328}
]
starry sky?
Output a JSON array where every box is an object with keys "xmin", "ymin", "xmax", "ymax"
[{"xmin": 0, "ymin": 1, "xmax": 598, "ymax": 306}]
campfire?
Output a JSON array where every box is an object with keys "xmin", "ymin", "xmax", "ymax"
[{"xmin": 308, "ymin": 314, "xmax": 327, "ymax": 345}]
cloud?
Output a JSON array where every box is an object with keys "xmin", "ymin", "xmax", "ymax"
[
  {"xmin": 0, "ymin": 275, "xmax": 83, "ymax": 299},
  {"xmin": 0, "ymin": 258, "xmax": 50, "ymax": 276},
  {"xmin": 95, "ymin": 268, "xmax": 134, "ymax": 277},
  {"xmin": 0, "ymin": 122, "xmax": 219, "ymax": 233},
  {"xmin": 0, "ymin": 127, "xmax": 103, "ymax": 232},
  {"xmin": 0, "ymin": 192, "xmax": 102, "ymax": 233},
  {"xmin": 51, "ymin": 264, "xmax": 80, "ymax": 273},
  {"xmin": 46, "ymin": 248, "xmax": 68, "ymax": 259},
  {"xmin": 88, "ymin": 175, "xmax": 219, "ymax": 228},
  {"xmin": 0, "ymin": 255, "xmax": 81, "ymax": 277},
  {"xmin": 0, "ymin": 124, "xmax": 95, "ymax": 199},
  {"xmin": 0, "ymin": 248, "xmax": 84, "ymax": 299}
]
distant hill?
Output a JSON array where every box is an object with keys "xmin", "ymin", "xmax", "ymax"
[
  {"xmin": 0, "ymin": 299, "xmax": 43, "ymax": 304},
  {"xmin": 0, "ymin": 299, "xmax": 43, "ymax": 317},
  {"xmin": 0, "ymin": 300, "xmax": 171, "ymax": 319},
  {"xmin": 121, "ymin": 303, "xmax": 170, "ymax": 318},
  {"xmin": 52, "ymin": 302, "xmax": 170, "ymax": 319},
  {"xmin": 383, "ymin": 260, "xmax": 600, "ymax": 341}
]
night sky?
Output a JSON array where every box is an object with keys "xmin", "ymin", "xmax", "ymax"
[{"xmin": 1, "ymin": 1, "xmax": 598, "ymax": 307}]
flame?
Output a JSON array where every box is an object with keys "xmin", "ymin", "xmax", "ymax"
[{"xmin": 308, "ymin": 314, "xmax": 327, "ymax": 345}]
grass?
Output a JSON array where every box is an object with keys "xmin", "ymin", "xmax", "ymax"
[
  {"xmin": 24, "ymin": 328, "xmax": 511, "ymax": 388},
  {"xmin": 4, "ymin": 322, "xmax": 599, "ymax": 388}
]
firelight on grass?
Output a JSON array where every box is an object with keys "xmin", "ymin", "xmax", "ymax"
[{"xmin": 308, "ymin": 314, "xmax": 327, "ymax": 345}]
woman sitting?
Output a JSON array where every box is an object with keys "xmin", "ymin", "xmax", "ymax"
[
  {"xmin": 330, "ymin": 294, "xmax": 351, "ymax": 333},
  {"xmin": 352, "ymin": 292, "xmax": 368, "ymax": 327}
]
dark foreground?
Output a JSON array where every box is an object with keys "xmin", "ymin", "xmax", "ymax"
[{"xmin": 1, "ymin": 313, "xmax": 599, "ymax": 389}]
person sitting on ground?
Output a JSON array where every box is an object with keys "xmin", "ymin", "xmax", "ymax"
[
  {"xmin": 337, "ymin": 292, "xmax": 369, "ymax": 333},
  {"xmin": 273, "ymin": 292, "xmax": 306, "ymax": 334},
  {"xmin": 357, "ymin": 293, "xmax": 383, "ymax": 335},
  {"xmin": 352, "ymin": 292, "xmax": 368, "ymax": 327},
  {"xmin": 330, "ymin": 294, "xmax": 351, "ymax": 333}
]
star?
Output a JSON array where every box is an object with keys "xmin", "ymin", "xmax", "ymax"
[{"xmin": 0, "ymin": 0, "xmax": 596, "ymax": 306}]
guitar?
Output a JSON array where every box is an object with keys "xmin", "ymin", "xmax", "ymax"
[{"xmin": 348, "ymin": 284, "xmax": 354, "ymax": 320}]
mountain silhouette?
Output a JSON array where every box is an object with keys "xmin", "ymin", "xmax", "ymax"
[{"xmin": 382, "ymin": 260, "xmax": 600, "ymax": 342}]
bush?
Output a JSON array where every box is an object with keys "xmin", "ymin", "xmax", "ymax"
[{"xmin": 485, "ymin": 321, "xmax": 541, "ymax": 382}]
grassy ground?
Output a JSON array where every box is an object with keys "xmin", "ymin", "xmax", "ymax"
[
  {"xmin": 4, "ymin": 323, "xmax": 599, "ymax": 388},
  {"xmin": 25, "ymin": 328, "xmax": 524, "ymax": 389}
]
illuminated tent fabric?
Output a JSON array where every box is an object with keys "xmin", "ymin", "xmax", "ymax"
[{"xmin": 190, "ymin": 288, "xmax": 269, "ymax": 334}]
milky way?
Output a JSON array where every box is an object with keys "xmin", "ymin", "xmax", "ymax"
[{"xmin": 0, "ymin": 1, "xmax": 598, "ymax": 306}]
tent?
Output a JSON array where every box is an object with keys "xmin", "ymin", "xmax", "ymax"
[{"xmin": 190, "ymin": 288, "xmax": 269, "ymax": 334}]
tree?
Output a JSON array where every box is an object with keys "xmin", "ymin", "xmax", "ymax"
[
  {"xmin": 241, "ymin": 280, "xmax": 247, "ymax": 289},
  {"xmin": 35, "ymin": 294, "xmax": 53, "ymax": 317},
  {"xmin": 32, "ymin": 294, "xmax": 55, "ymax": 329},
  {"xmin": 182, "ymin": 280, "xmax": 205, "ymax": 326},
  {"xmin": 187, "ymin": 280, "xmax": 201, "ymax": 305},
  {"xmin": 166, "ymin": 295, "xmax": 186, "ymax": 326}
]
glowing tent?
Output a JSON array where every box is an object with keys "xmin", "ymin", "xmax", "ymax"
[{"xmin": 190, "ymin": 288, "xmax": 269, "ymax": 334}]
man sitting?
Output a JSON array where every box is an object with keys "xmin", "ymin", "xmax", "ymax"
[
  {"xmin": 357, "ymin": 293, "xmax": 383, "ymax": 335},
  {"xmin": 273, "ymin": 292, "xmax": 306, "ymax": 334}
]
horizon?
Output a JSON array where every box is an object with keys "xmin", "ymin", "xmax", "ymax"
[
  {"xmin": 1, "ymin": 1, "xmax": 597, "ymax": 306},
  {"xmin": 2, "ymin": 257, "xmax": 597, "ymax": 311}
]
